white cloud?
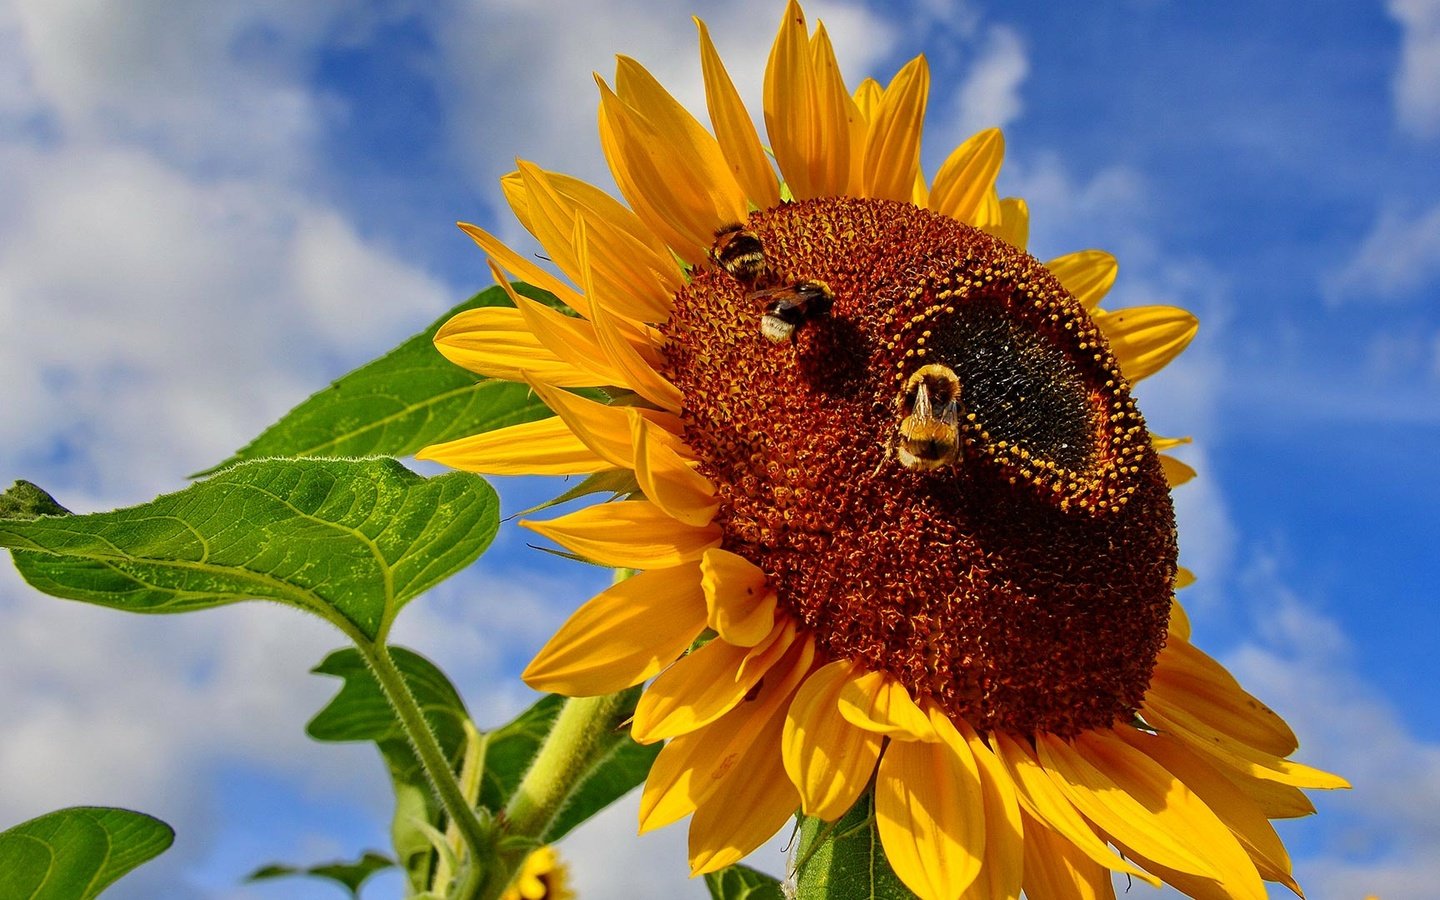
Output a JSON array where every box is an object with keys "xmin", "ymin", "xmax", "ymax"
[
  {"xmin": 429, "ymin": 0, "xmax": 896, "ymax": 223},
  {"xmin": 1388, "ymin": 0, "xmax": 1440, "ymax": 138},
  {"xmin": 1326, "ymin": 201, "xmax": 1440, "ymax": 304},
  {"xmin": 1222, "ymin": 556, "xmax": 1440, "ymax": 900},
  {"xmin": 948, "ymin": 24, "xmax": 1028, "ymax": 139}
]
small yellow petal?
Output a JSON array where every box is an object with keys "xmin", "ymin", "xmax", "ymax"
[
  {"xmin": 687, "ymin": 665, "xmax": 808, "ymax": 875},
  {"xmin": 1094, "ymin": 305, "xmax": 1199, "ymax": 382},
  {"xmin": 1160, "ymin": 452, "xmax": 1197, "ymax": 487},
  {"xmin": 1152, "ymin": 433, "xmax": 1193, "ymax": 452},
  {"xmin": 504, "ymin": 276, "xmax": 628, "ymax": 387},
  {"xmin": 1019, "ymin": 812, "xmax": 1117, "ymax": 900},
  {"xmin": 838, "ymin": 669, "xmax": 938, "ymax": 742},
  {"xmin": 1151, "ymin": 638, "xmax": 1299, "ymax": 757},
  {"xmin": 1036, "ymin": 731, "xmax": 1221, "ymax": 880},
  {"xmin": 522, "ymin": 564, "xmax": 707, "ymax": 695},
  {"xmin": 782, "ymin": 659, "xmax": 884, "ymax": 819},
  {"xmin": 1170, "ymin": 596, "xmax": 1192, "ymax": 640},
  {"xmin": 1044, "ymin": 250, "xmax": 1118, "ymax": 312},
  {"xmin": 852, "ymin": 77, "xmax": 883, "ymax": 122},
  {"xmin": 632, "ymin": 619, "xmax": 797, "ymax": 743},
  {"xmin": 862, "ymin": 55, "xmax": 929, "ymax": 203},
  {"xmin": 929, "ymin": 128, "xmax": 1004, "ymax": 224},
  {"xmin": 956, "ymin": 721, "xmax": 1022, "ymax": 900},
  {"xmin": 521, "ymin": 500, "xmax": 720, "ymax": 569},
  {"xmin": 764, "ymin": 1, "xmax": 853, "ymax": 200},
  {"xmin": 695, "ymin": 17, "xmax": 780, "ymax": 209},
  {"xmin": 415, "ymin": 417, "xmax": 608, "ymax": 476},
  {"xmin": 1114, "ymin": 726, "xmax": 1301, "ymax": 895},
  {"xmin": 983, "ymin": 196, "xmax": 1029, "ymax": 250},
  {"xmin": 432, "ymin": 304, "xmax": 603, "ymax": 388},
  {"xmin": 875, "ymin": 718, "xmax": 985, "ymax": 899},
  {"xmin": 457, "ymin": 221, "xmax": 589, "ymax": 317},
  {"xmin": 992, "ymin": 732, "xmax": 1159, "ymax": 886},
  {"xmin": 1143, "ymin": 695, "xmax": 1349, "ymax": 790},
  {"xmin": 1175, "ymin": 566, "xmax": 1197, "ymax": 589},
  {"xmin": 631, "ymin": 414, "xmax": 718, "ymax": 528},
  {"xmin": 700, "ymin": 548, "xmax": 778, "ymax": 647}
]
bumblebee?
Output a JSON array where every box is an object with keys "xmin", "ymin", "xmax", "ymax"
[
  {"xmin": 709, "ymin": 223, "xmax": 768, "ymax": 286},
  {"xmin": 892, "ymin": 363, "xmax": 962, "ymax": 471},
  {"xmin": 751, "ymin": 279, "xmax": 834, "ymax": 344}
]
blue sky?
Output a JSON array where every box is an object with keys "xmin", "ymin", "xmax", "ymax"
[{"xmin": 1, "ymin": 0, "xmax": 1437, "ymax": 897}]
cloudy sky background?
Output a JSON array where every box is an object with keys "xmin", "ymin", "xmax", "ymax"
[{"xmin": 1, "ymin": 0, "xmax": 1437, "ymax": 897}]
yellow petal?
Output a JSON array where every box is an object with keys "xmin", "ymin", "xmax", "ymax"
[
  {"xmin": 631, "ymin": 414, "xmax": 718, "ymax": 528},
  {"xmin": 1151, "ymin": 433, "xmax": 1193, "ymax": 452},
  {"xmin": 862, "ymin": 55, "xmax": 929, "ymax": 202},
  {"xmin": 695, "ymin": 17, "xmax": 780, "ymax": 209},
  {"xmin": 764, "ymin": 1, "xmax": 852, "ymax": 200},
  {"xmin": 1175, "ymin": 566, "xmax": 1197, "ymax": 590},
  {"xmin": 632, "ymin": 619, "xmax": 797, "ymax": 743},
  {"xmin": 1070, "ymin": 728, "xmax": 1264, "ymax": 900},
  {"xmin": 991, "ymin": 731, "xmax": 1159, "ymax": 886},
  {"xmin": 523, "ymin": 378, "xmax": 644, "ymax": 469},
  {"xmin": 852, "ymin": 76, "xmax": 883, "ymax": 121},
  {"xmin": 1094, "ymin": 305, "xmax": 1199, "ymax": 382},
  {"xmin": 1151, "ymin": 638, "xmax": 1299, "ymax": 757},
  {"xmin": 415, "ymin": 416, "xmax": 608, "ymax": 476},
  {"xmin": 640, "ymin": 636, "xmax": 815, "ymax": 834},
  {"xmin": 700, "ymin": 548, "xmax": 778, "ymax": 647},
  {"xmin": 515, "ymin": 161, "xmax": 676, "ymax": 324},
  {"xmin": 1044, "ymin": 250, "xmax": 1118, "ymax": 312},
  {"xmin": 432, "ymin": 303, "xmax": 603, "ymax": 388},
  {"xmin": 782, "ymin": 659, "xmax": 884, "ymax": 819},
  {"xmin": 1169, "ymin": 596, "xmax": 1192, "ymax": 640},
  {"xmin": 875, "ymin": 715, "xmax": 985, "ymax": 899},
  {"xmin": 984, "ymin": 196, "xmax": 1029, "ymax": 250},
  {"xmin": 1215, "ymin": 767, "xmax": 1317, "ymax": 820},
  {"xmin": 521, "ymin": 499, "xmax": 720, "ymax": 569},
  {"xmin": 928, "ymin": 128, "xmax": 1004, "ymax": 224},
  {"xmin": 957, "ymin": 722, "xmax": 1022, "ymax": 900},
  {"xmin": 522, "ymin": 564, "xmax": 707, "ymax": 695},
  {"xmin": 1036, "ymin": 731, "xmax": 1221, "ymax": 880},
  {"xmin": 542, "ymin": 168, "xmax": 676, "ymax": 265},
  {"xmin": 687, "ymin": 656, "xmax": 810, "ymax": 875},
  {"xmin": 1160, "ymin": 452, "xmax": 1197, "ymax": 487},
  {"xmin": 503, "ymin": 275, "xmax": 629, "ymax": 386},
  {"xmin": 1143, "ymin": 694, "xmax": 1349, "ymax": 790},
  {"xmin": 457, "ymin": 221, "xmax": 589, "ymax": 317},
  {"xmin": 598, "ymin": 75, "xmax": 744, "ymax": 267},
  {"xmin": 973, "ymin": 187, "xmax": 1003, "ymax": 230},
  {"xmin": 1019, "ymin": 812, "xmax": 1117, "ymax": 900},
  {"xmin": 1114, "ymin": 726, "xmax": 1301, "ymax": 895},
  {"xmin": 838, "ymin": 668, "xmax": 938, "ymax": 742},
  {"xmin": 575, "ymin": 217, "xmax": 685, "ymax": 412}
]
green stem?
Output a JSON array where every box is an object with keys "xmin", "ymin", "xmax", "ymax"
[
  {"xmin": 360, "ymin": 641, "xmax": 492, "ymax": 889},
  {"xmin": 478, "ymin": 689, "xmax": 635, "ymax": 900}
]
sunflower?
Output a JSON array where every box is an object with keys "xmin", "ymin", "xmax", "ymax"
[
  {"xmin": 501, "ymin": 846, "xmax": 574, "ymax": 900},
  {"xmin": 418, "ymin": 2, "xmax": 1347, "ymax": 896}
]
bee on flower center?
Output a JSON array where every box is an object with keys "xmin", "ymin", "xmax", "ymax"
[
  {"xmin": 891, "ymin": 363, "xmax": 963, "ymax": 471},
  {"xmin": 709, "ymin": 223, "xmax": 768, "ymax": 287},
  {"xmin": 751, "ymin": 279, "xmax": 834, "ymax": 344}
]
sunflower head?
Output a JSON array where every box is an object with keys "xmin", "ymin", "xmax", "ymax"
[{"xmin": 420, "ymin": 2, "xmax": 1345, "ymax": 896}]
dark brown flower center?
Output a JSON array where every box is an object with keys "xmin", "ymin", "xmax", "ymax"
[{"xmin": 662, "ymin": 198, "xmax": 1176, "ymax": 736}]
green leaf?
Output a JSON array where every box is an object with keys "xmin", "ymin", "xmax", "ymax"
[
  {"xmin": 246, "ymin": 850, "xmax": 394, "ymax": 896},
  {"xmin": 705, "ymin": 863, "xmax": 787, "ymax": 900},
  {"xmin": 511, "ymin": 469, "xmax": 640, "ymax": 519},
  {"xmin": 201, "ymin": 283, "xmax": 561, "ymax": 473},
  {"xmin": 0, "ymin": 459, "xmax": 497, "ymax": 641},
  {"xmin": 482, "ymin": 690, "xmax": 660, "ymax": 842},
  {"xmin": 308, "ymin": 647, "xmax": 471, "ymax": 894},
  {"xmin": 0, "ymin": 806, "xmax": 174, "ymax": 900},
  {"xmin": 0, "ymin": 481, "xmax": 71, "ymax": 519},
  {"xmin": 794, "ymin": 794, "xmax": 915, "ymax": 900}
]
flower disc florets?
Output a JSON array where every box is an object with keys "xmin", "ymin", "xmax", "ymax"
[{"xmin": 663, "ymin": 197, "xmax": 1177, "ymax": 736}]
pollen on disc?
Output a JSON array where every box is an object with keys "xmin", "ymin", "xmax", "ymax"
[{"xmin": 663, "ymin": 198, "xmax": 1176, "ymax": 736}]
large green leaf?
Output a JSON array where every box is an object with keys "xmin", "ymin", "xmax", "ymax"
[
  {"xmin": 202, "ymin": 283, "xmax": 560, "ymax": 473},
  {"xmin": 0, "ymin": 459, "xmax": 497, "ymax": 641},
  {"xmin": 705, "ymin": 864, "xmax": 786, "ymax": 900},
  {"xmin": 308, "ymin": 646, "xmax": 470, "ymax": 894},
  {"xmin": 246, "ymin": 850, "xmax": 394, "ymax": 896},
  {"xmin": 794, "ymin": 796, "xmax": 915, "ymax": 900},
  {"xmin": 482, "ymin": 690, "xmax": 660, "ymax": 843},
  {"xmin": 0, "ymin": 807, "xmax": 174, "ymax": 900}
]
